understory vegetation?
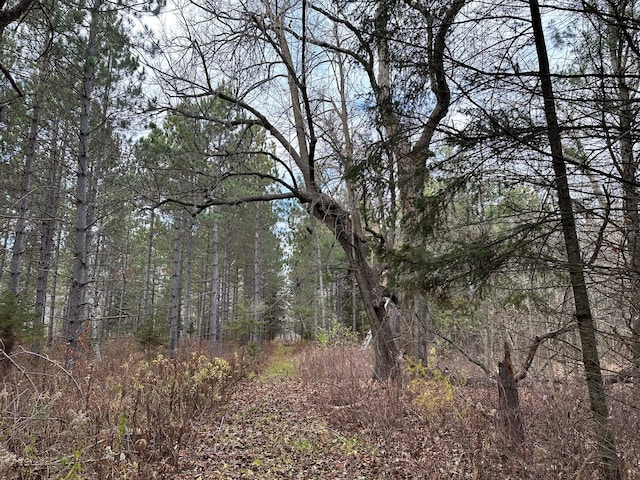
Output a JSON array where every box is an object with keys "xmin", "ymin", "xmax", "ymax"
[
  {"xmin": 0, "ymin": 340, "xmax": 244, "ymax": 479},
  {"xmin": 2, "ymin": 0, "xmax": 640, "ymax": 477},
  {"xmin": 2, "ymin": 339, "xmax": 639, "ymax": 479}
]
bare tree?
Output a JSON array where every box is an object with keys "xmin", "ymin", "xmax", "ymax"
[{"xmin": 153, "ymin": 0, "xmax": 401, "ymax": 377}]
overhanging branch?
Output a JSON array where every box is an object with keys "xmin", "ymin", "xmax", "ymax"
[
  {"xmin": 155, "ymin": 191, "xmax": 302, "ymax": 214},
  {"xmin": 0, "ymin": 61, "xmax": 23, "ymax": 97}
]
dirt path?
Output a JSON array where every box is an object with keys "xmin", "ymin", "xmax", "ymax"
[
  {"xmin": 176, "ymin": 375, "xmax": 380, "ymax": 479},
  {"xmin": 171, "ymin": 346, "xmax": 488, "ymax": 480}
]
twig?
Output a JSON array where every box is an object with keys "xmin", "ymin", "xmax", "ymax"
[
  {"xmin": 429, "ymin": 329, "xmax": 490, "ymax": 376},
  {"xmin": 13, "ymin": 346, "xmax": 84, "ymax": 396},
  {"xmin": 0, "ymin": 346, "xmax": 37, "ymax": 393},
  {"xmin": 0, "ymin": 60, "xmax": 23, "ymax": 97}
]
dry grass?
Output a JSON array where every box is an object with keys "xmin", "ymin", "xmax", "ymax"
[
  {"xmin": 296, "ymin": 342, "xmax": 640, "ymax": 479},
  {"xmin": 0, "ymin": 339, "xmax": 244, "ymax": 479},
  {"xmin": 2, "ymin": 339, "xmax": 639, "ymax": 479}
]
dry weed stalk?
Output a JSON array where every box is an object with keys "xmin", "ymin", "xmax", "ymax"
[{"xmin": 0, "ymin": 341, "xmax": 243, "ymax": 479}]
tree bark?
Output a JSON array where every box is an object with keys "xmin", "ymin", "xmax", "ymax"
[
  {"xmin": 35, "ymin": 130, "xmax": 63, "ymax": 345},
  {"xmin": 606, "ymin": 3, "xmax": 640, "ymax": 383},
  {"xmin": 8, "ymin": 97, "xmax": 39, "ymax": 295},
  {"xmin": 66, "ymin": 0, "xmax": 102, "ymax": 355},
  {"xmin": 142, "ymin": 209, "xmax": 155, "ymax": 319},
  {"xmin": 373, "ymin": 0, "xmax": 464, "ymax": 363},
  {"xmin": 47, "ymin": 219, "xmax": 63, "ymax": 345},
  {"xmin": 210, "ymin": 219, "xmax": 220, "ymax": 354},
  {"xmin": 528, "ymin": 1, "xmax": 621, "ymax": 477},
  {"xmin": 182, "ymin": 218, "xmax": 195, "ymax": 353},
  {"xmin": 310, "ymin": 193, "xmax": 399, "ymax": 379},
  {"xmin": 315, "ymin": 227, "xmax": 327, "ymax": 332},
  {"xmin": 0, "ymin": 0, "xmax": 35, "ymax": 40},
  {"xmin": 169, "ymin": 214, "xmax": 184, "ymax": 354},
  {"xmin": 251, "ymin": 207, "xmax": 263, "ymax": 343},
  {"xmin": 497, "ymin": 342, "xmax": 524, "ymax": 445}
]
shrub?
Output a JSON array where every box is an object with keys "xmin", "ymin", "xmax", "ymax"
[
  {"xmin": 0, "ymin": 345, "xmax": 242, "ymax": 479},
  {"xmin": 110, "ymin": 352, "xmax": 236, "ymax": 467},
  {"xmin": 0, "ymin": 292, "xmax": 41, "ymax": 360},
  {"xmin": 404, "ymin": 355, "xmax": 455, "ymax": 419},
  {"xmin": 134, "ymin": 320, "xmax": 166, "ymax": 351},
  {"xmin": 316, "ymin": 320, "xmax": 358, "ymax": 347}
]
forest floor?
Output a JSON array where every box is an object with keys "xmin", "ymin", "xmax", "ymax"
[
  {"xmin": 5, "ymin": 340, "xmax": 639, "ymax": 479},
  {"xmin": 173, "ymin": 343, "xmax": 640, "ymax": 480}
]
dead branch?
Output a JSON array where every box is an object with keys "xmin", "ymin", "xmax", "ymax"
[
  {"xmin": 514, "ymin": 322, "xmax": 576, "ymax": 382},
  {"xmin": 429, "ymin": 328, "xmax": 491, "ymax": 376}
]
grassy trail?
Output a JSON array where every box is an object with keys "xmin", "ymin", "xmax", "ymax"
[{"xmin": 176, "ymin": 345, "xmax": 380, "ymax": 479}]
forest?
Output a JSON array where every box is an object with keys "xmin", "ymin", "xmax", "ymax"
[{"xmin": 0, "ymin": 0, "xmax": 639, "ymax": 478}]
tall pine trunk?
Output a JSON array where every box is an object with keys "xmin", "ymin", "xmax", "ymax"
[
  {"xmin": 251, "ymin": 208, "xmax": 263, "ymax": 343},
  {"xmin": 209, "ymin": 220, "xmax": 220, "ymax": 354},
  {"xmin": 528, "ymin": 1, "xmax": 621, "ymax": 477},
  {"xmin": 142, "ymin": 209, "xmax": 155, "ymax": 320},
  {"xmin": 181, "ymin": 219, "xmax": 194, "ymax": 353},
  {"xmin": 169, "ymin": 213, "xmax": 184, "ymax": 353},
  {"xmin": 35, "ymin": 151, "xmax": 63, "ymax": 348},
  {"xmin": 8, "ymin": 97, "xmax": 40, "ymax": 296},
  {"xmin": 66, "ymin": 0, "xmax": 101, "ymax": 355}
]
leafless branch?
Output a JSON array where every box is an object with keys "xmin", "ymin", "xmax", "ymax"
[{"xmin": 514, "ymin": 322, "xmax": 576, "ymax": 382}]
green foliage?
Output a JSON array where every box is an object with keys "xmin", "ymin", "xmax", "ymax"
[
  {"xmin": 392, "ymin": 181, "xmax": 559, "ymax": 299},
  {"xmin": 58, "ymin": 450, "xmax": 83, "ymax": 480},
  {"xmin": 316, "ymin": 320, "xmax": 358, "ymax": 347},
  {"xmin": 403, "ymin": 353, "xmax": 455, "ymax": 419},
  {"xmin": 134, "ymin": 319, "xmax": 167, "ymax": 350},
  {"xmin": 411, "ymin": 175, "xmax": 468, "ymax": 237},
  {"xmin": 0, "ymin": 292, "xmax": 41, "ymax": 355},
  {"xmin": 287, "ymin": 211, "xmax": 358, "ymax": 338},
  {"xmin": 222, "ymin": 299, "xmax": 258, "ymax": 344},
  {"xmin": 432, "ymin": 295, "xmax": 479, "ymax": 333},
  {"xmin": 261, "ymin": 344, "xmax": 296, "ymax": 380}
]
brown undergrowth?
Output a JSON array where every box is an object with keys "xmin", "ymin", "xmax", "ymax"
[
  {"xmin": 292, "ymin": 343, "xmax": 640, "ymax": 479},
  {"xmin": 3, "ymin": 340, "xmax": 640, "ymax": 479},
  {"xmin": 0, "ymin": 339, "xmax": 244, "ymax": 479}
]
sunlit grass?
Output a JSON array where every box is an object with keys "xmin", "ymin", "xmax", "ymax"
[{"xmin": 260, "ymin": 344, "xmax": 298, "ymax": 380}]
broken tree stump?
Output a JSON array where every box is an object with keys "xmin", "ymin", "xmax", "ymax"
[{"xmin": 497, "ymin": 342, "xmax": 525, "ymax": 445}]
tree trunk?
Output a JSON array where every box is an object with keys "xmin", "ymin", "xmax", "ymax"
[
  {"xmin": 0, "ymin": 0, "xmax": 36, "ymax": 42},
  {"xmin": 182, "ymin": 218, "xmax": 195, "ymax": 353},
  {"xmin": 169, "ymin": 214, "xmax": 184, "ymax": 354},
  {"xmin": 251, "ymin": 207, "xmax": 263, "ymax": 343},
  {"xmin": 88, "ymin": 228, "xmax": 104, "ymax": 358},
  {"xmin": 142, "ymin": 209, "xmax": 155, "ymax": 319},
  {"xmin": 35, "ymin": 128, "xmax": 63, "ymax": 344},
  {"xmin": 8, "ymin": 97, "xmax": 39, "ymax": 295},
  {"xmin": 497, "ymin": 342, "xmax": 524, "ymax": 445},
  {"xmin": 310, "ymin": 193, "xmax": 399, "ymax": 379},
  {"xmin": 528, "ymin": 1, "xmax": 621, "ymax": 477},
  {"xmin": 0, "ymin": 225, "xmax": 10, "ymax": 286},
  {"xmin": 373, "ymin": 0, "xmax": 465, "ymax": 364},
  {"xmin": 210, "ymin": 219, "xmax": 220, "ymax": 354},
  {"xmin": 315, "ymin": 228, "xmax": 327, "ymax": 332},
  {"xmin": 606, "ymin": 4, "xmax": 640, "ymax": 383},
  {"xmin": 66, "ymin": 0, "xmax": 101, "ymax": 356},
  {"xmin": 47, "ymin": 220, "xmax": 63, "ymax": 345}
]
